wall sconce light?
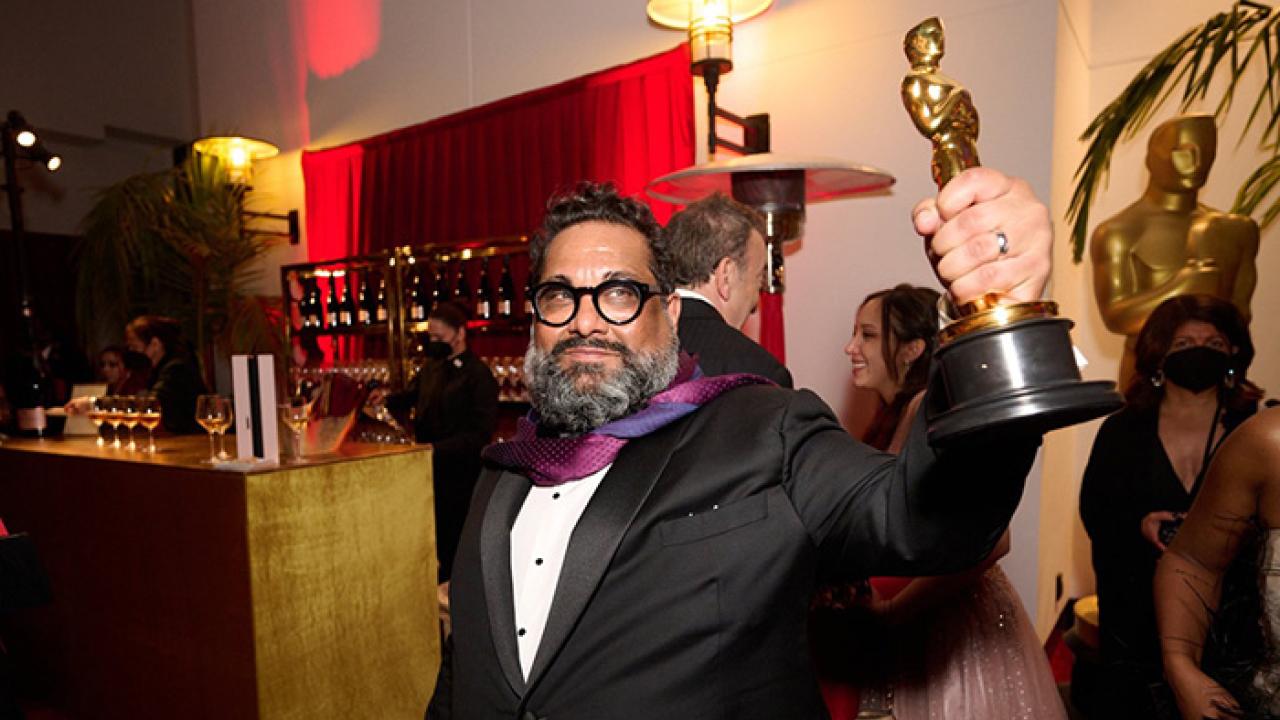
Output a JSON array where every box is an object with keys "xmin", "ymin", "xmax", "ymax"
[
  {"xmin": 648, "ymin": 0, "xmax": 774, "ymax": 157},
  {"xmin": 192, "ymin": 135, "xmax": 279, "ymax": 185},
  {"xmin": 191, "ymin": 135, "xmax": 299, "ymax": 244}
]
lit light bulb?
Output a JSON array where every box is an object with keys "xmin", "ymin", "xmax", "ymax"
[
  {"xmin": 16, "ymin": 130, "xmax": 36, "ymax": 148},
  {"xmin": 228, "ymin": 144, "xmax": 250, "ymax": 169},
  {"xmin": 46, "ymin": 155, "xmax": 62, "ymax": 172}
]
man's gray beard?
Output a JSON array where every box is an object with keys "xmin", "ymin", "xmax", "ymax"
[{"xmin": 524, "ymin": 332, "xmax": 680, "ymax": 435}]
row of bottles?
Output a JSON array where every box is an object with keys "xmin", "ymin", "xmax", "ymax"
[
  {"xmin": 405, "ymin": 255, "xmax": 528, "ymax": 324},
  {"xmin": 296, "ymin": 255, "xmax": 531, "ymax": 332},
  {"xmin": 298, "ymin": 269, "xmax": 389, "ymax": 330}
]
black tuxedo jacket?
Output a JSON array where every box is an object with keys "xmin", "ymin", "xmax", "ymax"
[
  {"xmin": 428, "ymin": 384, "xmax": 1035, "ymax": 720},
  {"xmin": 677, "ymin": 296, "xmax": 793, "ymax": 388}
]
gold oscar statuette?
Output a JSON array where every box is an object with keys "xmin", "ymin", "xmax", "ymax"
[{"xmin": 901, "ymin": 16, "xmax": 1121, "ymax": 445}]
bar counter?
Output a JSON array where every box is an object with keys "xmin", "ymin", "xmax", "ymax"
[{"xmin": 0, "ymin": 434, "xmax": 440, "ymax": 719}]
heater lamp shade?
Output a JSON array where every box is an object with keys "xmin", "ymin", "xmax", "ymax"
[{"xmin": 646, "ymin": 152, "xmax": 895, "ymax": 205}]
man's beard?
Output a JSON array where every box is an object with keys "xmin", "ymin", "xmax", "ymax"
[{"xmin": 524, "ymin": 331, "xmax": 679, "ymax": 435}]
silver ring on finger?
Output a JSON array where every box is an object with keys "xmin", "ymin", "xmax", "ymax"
[{"xmin": 994, "ymin": 230, "xmax": 1009, "ymax": 258}]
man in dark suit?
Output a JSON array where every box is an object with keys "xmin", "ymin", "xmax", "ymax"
[
  {"xmin": 428, "ymin": 170, "xmax": 1053, "ymax": 720},
  {"xmin": 666, "ymin": 193, "xmax": 793, "ymax": 387}
]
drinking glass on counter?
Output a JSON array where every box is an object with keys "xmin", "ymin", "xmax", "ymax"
[
  {"xmin": 279, "ymin": 397, "xmax": 311, "ymax": 462},
  {"xmin": 105, "ymin": 395, "xmax": 125, "ymax": 449},
  {"xmin": 88, "ymin": 396, "xmax": 110, "ymax": 448},
  {"xmin": 138, "ymin": 394, "xmax": 162, "ymax": 454},
  {"xmin": 119, "ymin": 395, "xmax": 140, "ymax": 451},
  {"xmin": 195, "ymin": 394, "xmax": 232, "ymax": 463}
]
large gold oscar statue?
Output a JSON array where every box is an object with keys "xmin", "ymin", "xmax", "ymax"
[{"xmin": 1090, "ymin": 114, "xmax": 1259, "ymax": 386}]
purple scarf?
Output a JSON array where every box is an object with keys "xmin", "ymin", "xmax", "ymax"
[{"xmin": 482, "ymin": 354, "xmax": 771, "ymax": 486}]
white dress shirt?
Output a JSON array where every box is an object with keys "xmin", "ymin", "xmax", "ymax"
[{"xmin": 509, "ymin": 464, "xmax": 610, "ymax": 679}]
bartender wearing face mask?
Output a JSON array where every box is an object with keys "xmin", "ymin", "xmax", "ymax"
[
  {"xmin": 1080, "ymin": 294, "xmax": 1262, "ymax": 718},
  {"xmin": 381, "ymin": 301, "xmax": 499, "ymax": 581}
]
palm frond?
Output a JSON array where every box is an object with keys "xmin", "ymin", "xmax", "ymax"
[
  {"xmin": 1068, "ymin": 2, "xmax": 1276, "ymax": 262},
  {"xmin": 75, "ymin": 156, "xmax": 286, "ymax": 389}
]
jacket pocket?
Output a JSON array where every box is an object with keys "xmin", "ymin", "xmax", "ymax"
[{"xmin": 659, "ymin": 491, "xmax": 770, "ymax": 546}]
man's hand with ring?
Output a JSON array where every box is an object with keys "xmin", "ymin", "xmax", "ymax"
[{"xmin": 911, "ymin": 167, "xmax": 1052, "ymax": 305}]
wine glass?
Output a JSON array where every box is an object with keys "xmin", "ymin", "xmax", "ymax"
[
  {"xmin": 119, "ymin": 395, "xmax": 140, "ymax": 451},
  {"xmin": 195, "ymin": 394, "xmax": 229, "ymax": 463},
  {"xmin": 215, "ymin": 397, "xmax": 234, "ymax": 460},
  {"xmin": 105, "ymin": 395, "xmax": 125, "ymax": 449},
  {"xmin": 138, "ymin": 394, "xmax": 162, "ymax": 454},
  {"xmin": 88, "ymin": 395, "xmax": 109, "ymax": 448},
  {"xmin": 279, "ymin": 397, "xmax": 311, "ymax": 462}
]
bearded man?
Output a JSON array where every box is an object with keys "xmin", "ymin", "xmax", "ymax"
[{"xmin": 428, "ymin": 168, "xmax": 1053, "ymax": 720}]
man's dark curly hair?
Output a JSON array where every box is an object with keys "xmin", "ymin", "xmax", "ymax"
[{"xmin": 530, "ymin": 182, "xmax": 674, "ymax": 294}]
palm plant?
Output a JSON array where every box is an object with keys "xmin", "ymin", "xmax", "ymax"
[
  {"xmin": 1068, "ymin": 0, "xmax": 1280, "ymax": 261},
  {"xmin": 76, "ymin": 155, "xmax": 285, "ymax": 388}
]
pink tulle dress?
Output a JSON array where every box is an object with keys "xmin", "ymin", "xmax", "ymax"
[{"xmin": 877, "ymin": 567, "xmax": 1066, "ymax": 719}]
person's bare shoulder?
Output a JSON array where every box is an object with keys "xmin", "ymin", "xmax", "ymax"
[{"xmin": 1220, "ymin": 408, "xmax": 1280, "ymax": 523}]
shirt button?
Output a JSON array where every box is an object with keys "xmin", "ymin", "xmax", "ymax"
[
  {"xmin": 552, "ymin": 492, "xmax": 561, "ymax": 499},
  {"xmin": 518, "ymin": 628, "xmax": 527, "ymax": 637},
  {"xmin": 535, "ymin": 558, "xmax": 544, "ymax": 566}
]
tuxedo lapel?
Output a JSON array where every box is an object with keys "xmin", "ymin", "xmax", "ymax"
[
  {"xmin": 480, "ymin": 469, "xmax": 530, "ymax": 695},
  {"xmin": 524, "ymin": 419, "xmax": 687, "ymax": 690}
]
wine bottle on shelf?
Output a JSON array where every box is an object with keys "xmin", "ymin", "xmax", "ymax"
[
  {"xmin": 306, "ymin": 276, "xmax": 324, "ymax": 329},
  {"xmin": 497, "ymin": 255, "xmax": 515, "ymax": 319},
  {"xmin": 409, "ymin": 268, "xmax": 427, "ymax": 322},
  {"xmin": 338, "ymin": 273, "xmax": 355, "ymax": 327},
  {"xmin": 296, "ymin": 279, "xmax": 311, "ymax": 329},
  {"xmin": 330, "ymin": 271, "xmax": 345, "ymax": 325},
  {"xmin": 523, "ymin": 277, "xmax": 534, "ymax": 318},
  {"xmin": 375, "ymin": 274, "xmax": 388, "ymax": 322},
  {"xmin": 357, "ymin": 271, "xmax": 372, "ymax": 325},
  {"xmin": 431, "ymin": 262, "xmax": 447, "ymax": 309},
  {"xmin": 455, "ymin": 260, "xmax": 474, "ymax": 312},
  {"xmin": 475, "ymin": 259, "xmax": 492, "ymax": 320},
  {"xmin": 12, "ymin": 352, "xmax": 51, "ymax": 437}
]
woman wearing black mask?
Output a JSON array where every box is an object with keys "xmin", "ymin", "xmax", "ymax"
[
  {"xmin": 1081, "ymin": 294, "xmax": 1261, "ymax": 718},
  {"xmin": 380, "ymin": 301, "xmax": 498, "ymax": 581}
]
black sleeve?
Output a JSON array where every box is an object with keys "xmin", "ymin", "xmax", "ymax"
[
  {"xmin": 425, "ymin": 632, "xmax": 453, "ymax": 720},
  {"xmin": 782, "ymin": 388, "xmax": 1037, "ymax": 579},
  {"xmin": 431, "ymin": 364, "xmax": 499, "ymax": 462},
  {"xmin": 384, "ymin": 373, "xmax": 420, "ymax": 415},
  {"xmin": 1079, "ymin": 413, "xmax": 1142, "ymax": 555}
]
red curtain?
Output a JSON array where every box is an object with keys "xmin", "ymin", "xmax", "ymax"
[
  {"xmin": 301, "ymin": 44, "xmax": 694, "ymax": 260},
  {"xmin": 300, "ymin": 144, "xmax": 364, "ymax": 262}
]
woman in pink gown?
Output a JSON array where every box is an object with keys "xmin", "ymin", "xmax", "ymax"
[{"xmin": 819, "ymin": 284, "xmax": 1066, "ymax": 719}]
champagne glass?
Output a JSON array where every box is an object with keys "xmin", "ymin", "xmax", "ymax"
[
  {"xmin": 138, "ymin": 394, "xmax": 162, "ymax": 454},
  {"xmin": 119, "ymin": 395, "xmax": 140, "ymax": 451},
  {"xmin": 195, "ymin": 394, "xmax": 229, "ymax": 463},
  {"xmin": 88, "ymin": 396, "xmax": 109, "ymax": 448},
  {"xmin": 105, "ymin": 395, "xmax": 125, "ymax": 449},
  {"xmin": 279, "ymin": 397, "xmax": 311, "ymax": 462},
  {"xmin": 215, "ymin": 397, "xmax": 234, "ymax": 460}
]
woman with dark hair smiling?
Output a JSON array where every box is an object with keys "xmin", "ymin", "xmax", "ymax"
[{"xmin": 1081, "ymin": 293, "xmax": 1261, "ymax": 718}]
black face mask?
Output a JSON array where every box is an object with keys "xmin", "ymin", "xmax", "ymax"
[
  {"xmin": 1162, "ymin": 346, "xmax": 1231, "ymax": 393},
  {"xmin": 424, "ymin": 341, "xmax": 452, "ymax": 360}
]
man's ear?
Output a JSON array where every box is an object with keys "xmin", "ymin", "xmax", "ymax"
[
  {"xmin": 666, "ymin": 291, "xmax": 682, "ymax": 327},
  {"xmin": 713, "ymin": 256, "xmax": 736, "ymax": 303}
]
